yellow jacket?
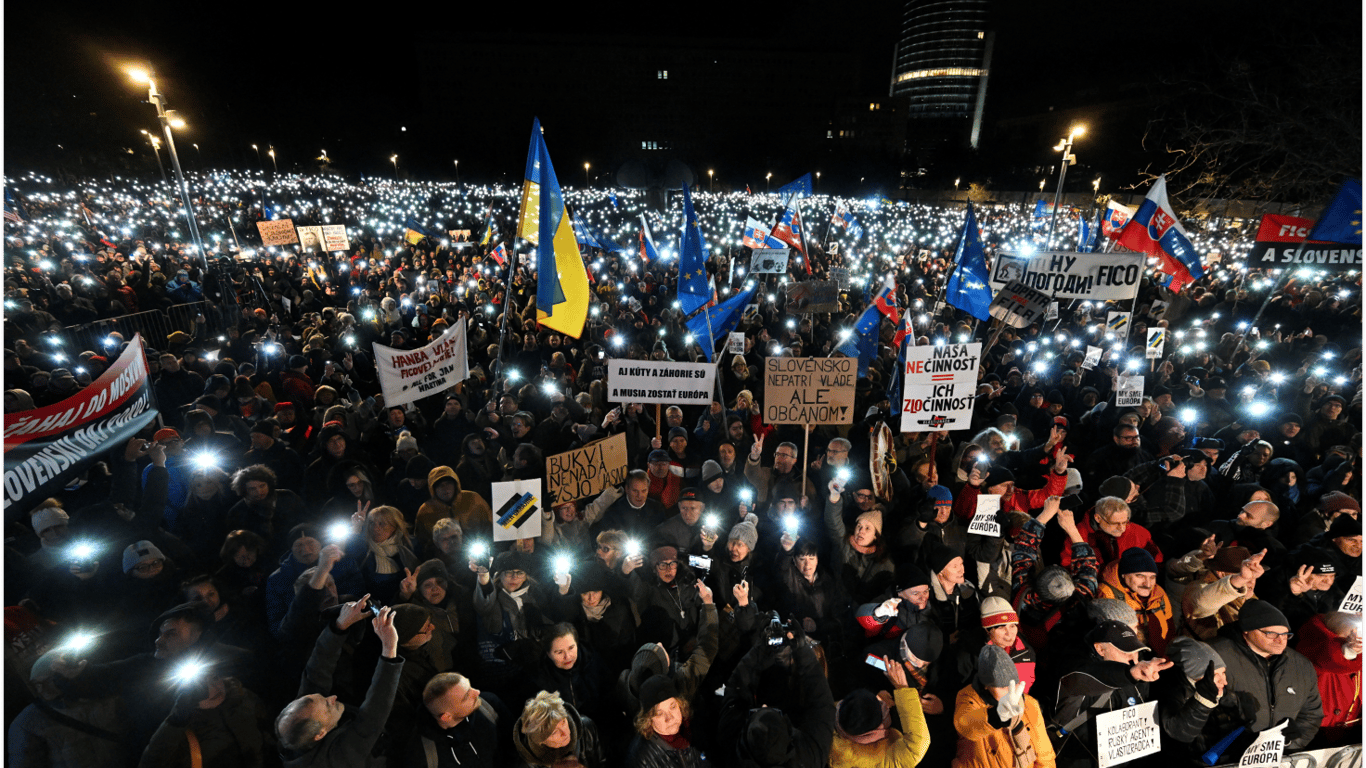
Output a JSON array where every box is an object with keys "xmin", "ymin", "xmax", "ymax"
[
  {"xmin": 830, "ymin": 687, "xmax": 930, "ymax": 768},
  {"xmin": 952, "ymin": 684, "xmax": 1055, "ymax": 768},
  {"xmin": 416, "ymin": 466, "xmax": 492, "ymax": 550}
]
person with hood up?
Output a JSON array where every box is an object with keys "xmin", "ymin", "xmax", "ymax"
[
  {"xmin": 398, "ymin": 558, "xmax": 477, "ymax": 674},
  {"xmin": 716, "ymin": 631, "xmax": 836, "ymax": 768},
  {"xmin": 416, "ymin": 465, "xmax": 493, "ymax": 552},
  {"xmin": 1096, "ymin": 547, "xmax": 1176, "ymax": 657},
  {"xmin": 1295, "ymin": 611, "xmax": 1362, "ymax": 746},
  {"xmin": 952, "ymin": 644, "xmax": 1056, "ymax": 768},
  {"xmin": 513, "ymin": 689, "xmax": 606, "ymax": 768},
  {"xmin": 1207, "ymin": 600, "xmax": 1323, "ymax": 751}
]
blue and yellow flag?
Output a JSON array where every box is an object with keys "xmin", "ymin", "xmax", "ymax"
[{"xmin": 518, "ymin": 118, "xmax": 590, "ymax": 338}]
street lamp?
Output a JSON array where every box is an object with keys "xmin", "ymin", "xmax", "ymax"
[
  {"xmin": 141, "ymin": 130, "xmax": 168, "ymax": 183},
  {"xmin": 954, "ymin": 178, "xmax": 961, "ymax": 192},
  {"xmin": 708, "ymin": 169, "xmax": 714, "ymax": 193},
  {"xmin": 126, "ymin": 65, "xmax": 205, "ymax": 269},
  {"xmin": 1039, "ymin": 179, "xmax": 1046, "ymax": 192},
  {"xmin": 251, "ymin": 143, "xmax": 261, "ymax": 173},
  {"xmin": 454, "ymin": 159, "xmax": 460, "ymax": 185},
  {"xmin": 583, "ymin": 162, "xmax": 590, "ymax": 188},
  {"xmin": 1047, "ymin": 124, "xmax": 1086, "ymax": 248},
  {"xmin": 390, "ymin": 154, "xmax": 398, "ymax": 179},
  {"xmin": 766, "ymin": 172, "xmax": 772, "ymax": 193},
  {"xmin": 815, "ymin": 171, "xmax": 821, "ymax": 191},
  {"xmin": 267, "ymin": 147, "xmax": 278, "ymax": 175}
]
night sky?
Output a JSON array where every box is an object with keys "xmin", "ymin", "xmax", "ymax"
[{"xmin": 4, "ymin": 1, "xmax": 1359, "ymax": 197}]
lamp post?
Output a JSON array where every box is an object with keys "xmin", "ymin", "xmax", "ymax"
[
  {"xmin": 955, "ymin": 177, "xmax": 961, "ymax": 192},
  {"xmin": 251, "ymin": 143, "xmax": 261, "ymax": 172},
  {"xmin": 454, "ymin": 159, "xmax": 459, "ymax": 185},
  {"xmin": 192, "ymin": 143, "xmax": 201, "ymax": 170},
  {"xmin": 1047, "ymin": 124, "xmax": 1086, "ymax": 248},
  {"xmin": 267, "ymin": 147, "xmax": 278, "ymax": 176},
  {"xmin": 815, "ymin": 171, "xmax": 821, "ymax": 192},
  {"xmin": 583, "ymin": 162, "xmax": 590, "ymax": 188},
  {"xmin": 708, "ymin": 169, "xmax": 714, "ymax": 193},
  {"xmin": 766, "ymin": 172, "xmax": 772, "ymax": 193},
  {"xmin": 390, "ymin": 154, "xmax": 398, "ymax": 179},
  {"xmin": 126, "ymin": 66, "xmax": 205, "ymax": 270},
  {"xmin": 141, "ymin": 130, "xmax": 168, "ymax": 183}
]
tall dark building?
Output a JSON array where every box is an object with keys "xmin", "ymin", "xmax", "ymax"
[{"xmin": 890, "ymin": 0, "xmax": 993, "ymax": 157}]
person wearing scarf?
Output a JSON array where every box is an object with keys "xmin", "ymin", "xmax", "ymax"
[
  {"xmin": 356, "ymin": 505, "xmax": 419, "ymax": 605},
  {"xmin": 952, "ymin": 645, "xmax": 1056, "ymax": 768},
  {"xmin": 626, "ymin": 676, "xmax": 700, "ymax": 768}
]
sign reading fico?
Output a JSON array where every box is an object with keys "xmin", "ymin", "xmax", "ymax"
[{"xmin": 900, "ymin": 343, "xmax": 982, "ymax": 432}]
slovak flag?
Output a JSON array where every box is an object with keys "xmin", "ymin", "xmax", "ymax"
[
  {"xmin": 1116, "ymin": 175, "xmax": 1204, "ymax": 292},
  {"xmin": 831, "ymin": 205, "xmax": 854, "ymax": 228},
  {"xmin": 770, "ymin": 202, "xmax": 807, "ymax": 257},
  {"xmin": 873, "ymin": 278, "xmax": 900, "ymax": 326},
  {"xmin": 1102, "ymin": 200, "xmax": 1136, "ymax": 239},
  {"xmin": 892, "ymin": 305, "xmax": 914, "ymax": 348},
  {"xmin": 742, "ymin": 217, "xmax": 772, "ymax": 250},
  {"xmin": 640, "ymin": 214, "xmax": 660, "ymax": 262}
]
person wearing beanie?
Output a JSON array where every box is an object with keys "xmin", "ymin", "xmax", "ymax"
[
  {"xmin": 953, "ymin": 644, "xmax": 1055, "ymax": 768},
  {"xmin": 628, "ymin": 538, "xmax": 717, "ymax": 657},
  {"xmin": 829, "ymin": 656, "xmax": 927, "ymax": 768},
  {"xmin": 1061, "ymin": 495, "xmax": 1163, "ymax": 571},
  {"xmin": 1293, "ymin": 611, "xmax": 1363, "ymax": 746},
  {"xmin": 981, "ymin": 596, "xmax": 1037, "ymax": 694},
  {"xmin": 1321, "ymin": 514, "xmax": 1362, "ymax": 597},
  {"xmin": 855, "ymin": 561, "xmax": 934, "ymax": 642},
  {"xmin": 278, "ymin": 352, "xmax": 316, "ymax": 415},
  {"xmin": 716, "ymin": 636, "xmax": 836, "ymax": 768},
  {"xmin": 627, "ymin": 674, "xmax": 703, "ymax": 768},
  {"xmin": 242, "ymin": 416, "xmax": 306, "ymax": 494},
  {"xmin": 400, "ymin": 559, "xmax": 476, "ymax": 674},
  {"xmin": 951, "ymin": 441, "xmax": 1070, "ymax": 524},
  {"xmin": 1010, "ymin": 495, "xmax": 1099, "ymax": 655},
  {"xmin": 918, "ymin": 535, "xmax": 983, "ymax": 654},
  {"xmin": 1255, "ymin": 547, "xmax": 1340, "ymax": 631},
  {"xmin": 1208, "ymin": 599, "xmax": 1323, "ymax": 749},
  {"xmin": 472, "ymin": 550, "xmax": 556, "ymax": 679},
  {"xmin": 1149, "ymin": 637, "xmax": 1233, "ymax": 757},
  {"xmin": 1291, "ymin": 490, "xmax": 1360, "ymax": 547},
  {"xmin": 645, "ymin": 447, "xmax": 684, "ymax": 511},
  {"xmin": 1080, "ymin": 422, "xmax": 1155, "ymax": 495},
  {"xmin": 1097, "ymin": 546, "xmax": 1175, "ymax": 656}
]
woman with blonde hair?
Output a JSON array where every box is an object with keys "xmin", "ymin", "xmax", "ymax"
[
  {"xmin": 626, "ymin": 676, "xmax": 700, "ymax": 768},
  {"xmin": 351, "ymin": 504, "xmax": 418, "ymax": 603},
  {"xmin": 512, "ymin": 690, "xmax": 606, "ymax": 768}
]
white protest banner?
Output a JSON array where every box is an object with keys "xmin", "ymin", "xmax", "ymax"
[
  {"xmin": 321, "ymin": 224, "xmax": 350, "ymax": 252},
  {"xmin": 546, "ymin": 433, "xmax": 629, "ymax": 505},
  {"xmin": 750, "ymin": 248, "xmax": 790, "ymax": 274},
  {"xmin": 829, "ymin": 266, "xmax": 852, "ymax": 287},
  {"xmin": 1116, "ymin": 375, "xmax": 1144, "ymax": 407},
  {"xmin": 728, "ymin": 332, "xmax": 746, "ymax": 355},
  {"xmin": 371, "ymin": 318, "xmax": 469, "ymax": 408},
  {"xmin": 1096, "ymin": 701, "xmax": 1160, "ymax": 768},
  {"xmin": 1083, "ymin": 345, "xmax": 1103, "ymax": 369},
  {"xmin": 1146, "ymin": 328, "xmax": 1166, "ymax": 359},
  {"xmin": 607, "ymin": 359, "xmax": 716, "ymax": 405},
  {"xmin": 990, "ymin": 251, "xmax": 1145, "ymax": 300},
  {"xmin": 968, "ymin": 495, "xmax": 1001, "ymax": 537},
  {"xmin": 763, "ymin": 357, "xmax": 856, "ymax": 424},
  {"xmin": 989, "ymin": 281, "xmax": 1051, "ymax": 328},
  {"xmin": 1046, "ymin": 301, "xmax": 1059, "ymax": 320},
  {"xmin": 1107, "ymin": 311, "xmax": 1131, "ymax": 333},
  {"xmin": 900, "ymin": 343, "xmax": 982, "ymax": 432},
  {"xmin": 490, "ymin": 479, "xmax": 542, "ymax": 542},
  {"xmin": 1238, "ymin": 722, "xmax": 1287, "ymax": 768},
  {"xmin": 1339, "ymin": 575, "xmax": 1363, "ymax": 613}
]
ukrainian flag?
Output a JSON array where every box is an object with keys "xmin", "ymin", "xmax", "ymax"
[{"xmin": 517, "ymin": 118, "xmax": 589, "ymax": 338}]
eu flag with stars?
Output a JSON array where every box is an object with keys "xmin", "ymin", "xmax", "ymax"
[
  {"xmin": 1309, "ymin": 178, "xmax": 1362, "ymax": 244},
  {"xmin": 835, "ymin": 283, "xmax": 893, "ymax": 377},
  {"xmin": 775, "ymin": 173, "xmax": 813, "ymax": 201},
  {"xmin": 945, "ymin": 203, "xmax": 993, "ymax": 321},
  {"xmin": 686, "ymin": 285, "xmax": 757, "ymax": 362},
  {"xmin": 678, "ymin": 183, "xmax": 710, "ymax": 315}
]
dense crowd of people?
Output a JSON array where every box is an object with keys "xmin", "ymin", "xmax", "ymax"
[{"xmin": 3, "ymin": 170, "xmax": 1361, "ymax": 768}]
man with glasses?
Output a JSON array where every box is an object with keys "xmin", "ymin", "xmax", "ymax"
[
  {"xmin": 1208, "ymin": 600, "xmax": 1322, "ymax": 750},
  {"xmin": 1081, "ymin": 424, "xmax": 1154, "ymax": 492},
  {"xmin": 743, "ymin": 435, "xmax": 815, "ymax": 510}
]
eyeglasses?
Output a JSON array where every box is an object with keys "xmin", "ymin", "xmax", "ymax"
[
  {"xmin": 775, "ymin": 452, "xmax": 796, "ymax": 460},
  {"xmin": 502, "ymin": 570, "xmax": 526, "ymax": 577},
  {"xmin": 655, "ymin": 561, "xmax": 679, "ymax": 571},
  {"xmin": 854, "ymin": 491, "xmax": 874, "ymax": 499},
  {"xmin": 826, "ymin": 447, "xmax": 847, "ymax": 455},
  {"xmin": 1258, "ymin": 629, "xmax": 1294, "ymax": 640}
]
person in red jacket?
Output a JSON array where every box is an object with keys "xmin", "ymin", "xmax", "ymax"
[
  {"xmin": 1296, "ymin": 611, "xmax": 1362, "ymax": 746},
  {"xmin": 952, "ymin": 450, "xmax": 1070, "ymax": 522},
  {"xmin": 1060, "ymin": 496, "xmax": 1164, "ymax": 569}
]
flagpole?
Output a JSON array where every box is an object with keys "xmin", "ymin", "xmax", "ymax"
[
  {"xmin": 702, "ymin": 306, "xmax": 729, "ymax": 407},
  {"xmin": 494, "ymin": 211, "xmax": 516, "ymax": 385}
]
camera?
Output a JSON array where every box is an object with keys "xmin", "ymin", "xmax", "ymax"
[{"xmin": 763, "ymin": 611, "xmax": 791, "ymax": 647}]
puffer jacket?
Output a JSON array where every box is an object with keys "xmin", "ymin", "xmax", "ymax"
[
  {"xmin": 1295, "ymin": 613, "xmax": 1362, "ymax": 743},
  {"xmin": 512, "ymin": 704, "xmax": 606, "ymax": 768},
  {"xmin": 1096, "ymin": 560, "xmax": 1175, "ymax": 656},
  {"xmin": 1207, "ymin": 623, "xmax": 1323, "ymax": 749},
  {"xmin": 831, "ymin": 687, "xmax": 929, "ymax": 768},
  {"xmin": 951, "ymin": 683, "xmax": 1056, "ymax": 768},
  {"xmin": 416, "ymin": 466, "xmax": 493, "ymax": 550}
]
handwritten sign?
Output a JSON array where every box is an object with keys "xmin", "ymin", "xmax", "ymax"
[
  {"xmin": 257, "ymin": 219, "xmax": 299, "ymax": 246},
  {"xmin": 371, "ymin": 318, "xmax": 469, "ymax": 408},
  {"xmin": 1116, "ymin": 375, "xmax": 1145, "ymax": 407},
  {"xmin": 490, "ymin": 480, "xmax": 542, "ymax": 542},
  {"xmin": 606, "ymin": 359, "xmax": 716, "ymax": 405},
  {"xmin": 968, "ymin": 495, "xmax": 1002, "ymax": 537},
  {"xmin": 763, "ymin": 357, "xmax": 856, "ymax": 424},
  {"xmin": 989, "ymin": 281, "xmax": 1051, "ymax": 328},
  {"xmin": 900, "ymin": 343, "xmax": 982, "ymax": 433},
  {"xmin": 1339, "ymin": 575, "xmax": 1362, "ymax": 613},
  {"xmin": 546, "ymin": 433, "xmax": 628, "ymax": 505},
  {"xmin": 1096, "ymin": 701, "xmax": 1160, "ymax": 768},
  {"xmin": 1146, "ymin": 328, "xmax": 1166, "ymax": 359}
]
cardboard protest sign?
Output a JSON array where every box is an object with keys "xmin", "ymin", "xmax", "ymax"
[
  {"xmin": 490, "ymin": 480, "xmax": 542, "ymax": 541},
  {"xmin": 750, "ymin": 248, "xmax": 790, "ymax": 274},
  {"xmin": 257, "ymin": 218, "xmax": 299, "ymax": 246},
  {"xmin": 1146, "ymin": 328, "xmax": 1166, "ymax": 359},
  {"xmin": 606, "ymin": 360, "xmax": 716, "ymax": 405},
  {"xmin": 968, "ymin": 495, "xmax": 1001, "ymax": 537},
  {"xmin": 763, "ymin": 357, "xmax": 856, "ymax": 424},
  {"xmin": 1116, "ymin": 375, "xmax": 1144, "ymax": 407},
  {"xmin": 900, "ymin": 343, "xmax": 982, "ymax": 432},
  {"xmin": 787, "ymin": 280, "xmax": 840, "ymax": 313},
  {"xmin": 3, "ymin": 335, "xmax": 158, "ymax": 513},
  {"xmin": 989, "ymin": 281, "xmax": 1051, "ymax": 328},
  {"xmin": 1339, "ymin": 575, "xmax": 1362, "ymax": 613},
  {"xmin": 1246, "ymin": 213, "xmax": 1362, "ymax": 269},
  {"xmin": 1095, "ymin": 702, "xmax": 1160, "ymax": 768},
  {"xmin": 545, "ymin": 433, "xmax": 629, "ymax": 505},
  {"xmin": 1083, "ymin": 345, "xmax": 1103, "ymax": 369},
  {"xmin": 728, "ymin": 333, "xmax": 746, "ymax": 355},
  {"xmin": 990, "ymin": 251, "xmax": 1144, "ymax": 300},
  {"xmin": 372, "ymin": 318, "xmax": 469, "ymax": 408}
]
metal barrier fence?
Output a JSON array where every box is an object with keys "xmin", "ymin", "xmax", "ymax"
[{"xmin": 58, "ymin": 301, "xmax": 210, "ymax": 355}]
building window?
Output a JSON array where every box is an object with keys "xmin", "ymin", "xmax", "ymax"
[
  {"xmin": 657, "ymin": 70, "xmax": 668, "ymax": 79},
  {"xmin": 978, "ymin": 31, "xmax": 984, "ymax": 39},
  {"xmin": 895, "ymin": 67, "xmax": 988, "ymax": 83},
  {"xmin": 869, "ymin": 103, "xmax": 881, "ymax": 111},
  {"xmin": 827, "ymin": 130, "xmax": 833, "ymax": 139}
]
